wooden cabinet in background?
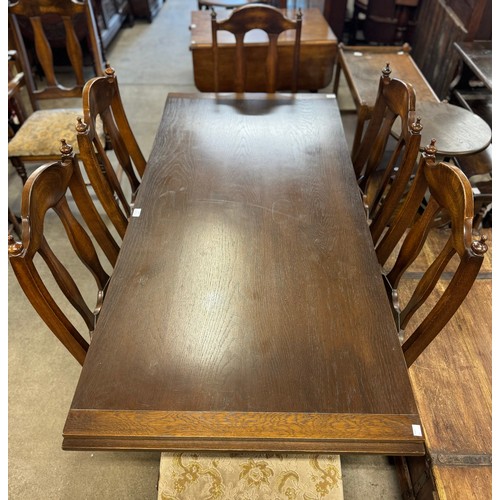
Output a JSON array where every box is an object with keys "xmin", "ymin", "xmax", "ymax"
[
  {"xmin": 410, "ymin": 0, "xmax": 491, "ymax": 99},
  {"xmin": 92, "ymin": 0, "xmax": 132, "ymax": 48},
  {"xmin": 128, "ymin": 0, "xmax": 164, "ymax": 21}
]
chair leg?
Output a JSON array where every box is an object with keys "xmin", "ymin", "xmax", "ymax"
[
  {"xmin": 393, "ymin": 456, "xmax": 416, "ymax": 500},
  {"xmin": 10, "ymin": 157, "xmax": 28, "ymax": 184},
  {"xmin": 332, "ymin": 59, "xmax": 342, "ymax": 95},
  {"xmin": 351, "ymin": 111, "xmax": 367, "ymax": 158}
]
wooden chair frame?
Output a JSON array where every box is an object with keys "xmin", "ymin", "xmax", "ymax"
[
  {"xmin": 8, "ymin": 0, "xmax": 106, "ymax": 183},
  {"xmin": 353, "ymin": 64, "xmax": 422, "ymax": 248},
  {"xmin": 76, "ymin": 66, "xmax": 146, "ymax": 239},
  {"xmin": 376, "ymin": 141, "xmax": 488, "ymax": 367},
  {"xmin": 211, "ymin": 4, "xmax": 302, "ymax": 93},
  {"xmin": 8, "ymin": 142, "xmax": 120, "ymax": 365}
]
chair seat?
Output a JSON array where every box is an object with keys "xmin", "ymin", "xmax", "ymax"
[
  {"xmin": 157, "ymin": 452, "xmax": 343, "ymax": 499},
  {"xmin": 8, "ymin": 108, "xmax": 105, "ymax": 158}
]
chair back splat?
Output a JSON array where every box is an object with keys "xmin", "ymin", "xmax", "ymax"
[
  {"xmin": 353, "ymin": 63, "xmax": 422, "ymax": 247},
  {"xmin": 8, "ymin": 142, "xmax": 120, "ymax": 366},
  {"xmin": 76, "ymin": 66, "xmax": 146, "ymax": 239},
  {"xmin": 377, "ymin": 141, "xmax": 488, "ymax": 367},
  {"xmin": 211, "ymin": 4, "xmax": 302, "ymax": 93}
]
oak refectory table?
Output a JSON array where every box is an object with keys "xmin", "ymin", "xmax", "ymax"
[{"xmin": 63, "ymin": 93, "xmax": 425, "ymax": 456}]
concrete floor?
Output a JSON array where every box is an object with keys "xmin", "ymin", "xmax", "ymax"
[{"xmin": 7, "ymin": 0, "xmax": 402, "ymax": 498}]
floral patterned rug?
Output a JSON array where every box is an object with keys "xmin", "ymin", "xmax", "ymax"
[{"xmin": 158, "ymin": 452, "xmax": 343, "ymax": 499}]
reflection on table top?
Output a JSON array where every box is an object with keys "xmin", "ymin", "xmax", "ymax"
[{"xmin": 63, "ymin": 93, "xmax": 424, "ymax": 456}]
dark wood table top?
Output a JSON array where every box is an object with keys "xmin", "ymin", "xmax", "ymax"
[
  {"xmin": 454, "ymin": 40, "xmax": 492, "ymax": 91},
  {"xmin": 63, "ymin": 93, "xmax": 424, "ymax": 455}
]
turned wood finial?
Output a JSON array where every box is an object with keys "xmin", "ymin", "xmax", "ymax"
[
  {"xmin": 76, "ymin": 116, "xmax": 88, "ymax": 134},
  {"xmin": 423, "ymin": 138, "xmax": 437, "ymax": 159},
  {"xmin": 211, "ymin": 6, "xmax": 216, "ymax": 19},
  {"xmin": 60, "ymin": 138, "xmax": 73, "ymax": 158},
  {"xmin": 297, "ymin": 8, "xmax": 303, "ymax": 20},
  {"xmin": 410, "ymin": 116, "xmax": 423, "ymax": 135},
  {"xmin": 471, "ymin": 234, "xmax": 488, "ymax": 256},
  {"xmin": 104, "ymin": 65, "xmax": 115, "ymax": 80},
  {"xmin": 382, "ymin": 62, "xmax": 391, "ymax": 78},
  {"xmin": 8, "ymin": 234, "xmax": 23, "ymax": 255}
]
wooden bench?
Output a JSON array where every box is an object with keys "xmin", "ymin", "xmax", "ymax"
[{"xmin": 397, "ymin": 232, "xmax": 492, "ymax": 499}]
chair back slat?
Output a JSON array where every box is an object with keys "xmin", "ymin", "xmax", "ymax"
[
  {"xmin": 9, "ymin": 254, "xmax": 89, "ymax": 365},
  {"xmin": 39, "ymin": 235, "xmax": 96, "ymax": 332},
  {"xmin": 211, "ymin": 4, "xmax": 302, "ymax": 93},
  {"xmin": 30, "ymin": 17, "xmax": 57, "ymax": 87},
  {"xmin": 402, "ymin": 256, "xmax": 485, "ymax": 366},
  {"xmin": 62, "ymin": 16, "xmax": 85, "ymax": 85}
]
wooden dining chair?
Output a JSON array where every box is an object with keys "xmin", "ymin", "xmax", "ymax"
[
  {"xmin": 8, "ymin": 141, "xmax": 121, "ymax": 366},
  {"xmin": 76, "ymin": 66, "xmax": 147, "ymax": 240},
  {"xmin": 375, "ymin": 140, "xmax": 488, "ymax": 367},
  {"xmin": 211, "ymin": 4, "xmax": 302, "ymax": 93},
  {"xmin": 353, "ymin": 63, "xmax": 422, "ymax": 247},
  {"xmin": 8, "ymin": 0, "xmax": 106, "ymax": 184},
  {"xmin": 199, "ymin": 0, "xmax": 282, "ymax": 10}
]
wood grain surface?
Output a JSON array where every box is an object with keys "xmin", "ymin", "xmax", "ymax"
[{"xmin": 64, "ymin": 93, "xmax": 423, "ymax": 454}]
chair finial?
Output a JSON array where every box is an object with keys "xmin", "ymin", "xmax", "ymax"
[
  {"xmin": 297, "ymin": 8, "xmax": 303, "ymax": 20},
  {"xmin": 8, "ymin": 234, "xmax": 23, "ymax": 256},
  {"xmin": 60, "ymin": 139, "xmax": 73, "ymax": 157},
  {"xmin": 423, "ymin": 138, "xmax": 437, "ymax": 158},
  {"xmin": 410, "ymin": 116, "xmax": 423, "ymax": 135},
  {"xmin": 76, "ymin": 117, "xmax": 88, "ymax": 133},
  {"xmin": 472, "ymin": 234, "xmax": 488, "ymax": 256},
  {"xmin": 105, "ymin": 65, "xmax": 115, "ymax": 80},
  {"xmin": 211, "ymin": 6, "xmax": 216, "ymax": 19},
  {"xmin": 382, "ymin": 63, "xmax": 391, "ymax": 78}
]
